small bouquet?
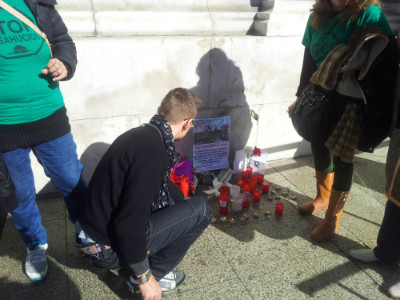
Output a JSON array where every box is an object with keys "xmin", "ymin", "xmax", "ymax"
[
  {"xmin": 170, "ymin": 159, "xmax": 197, "ymax": 195},
  {"xmin": 244, "ymin": 146, "xmax": 261, "ymax": 167}
]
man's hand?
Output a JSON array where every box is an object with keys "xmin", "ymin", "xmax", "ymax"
[
  {"xmin": 288, "ymin": 97, "xmax": 299, "ymax": 118},
  {"xmin": 41, "ymin": 58, "xmax": 68, "ymax": 81},
  {"xmin": 139, "ymin": 274, "xmax": 162, "ymax": 300}
]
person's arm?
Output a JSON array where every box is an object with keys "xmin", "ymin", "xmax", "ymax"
[
  {"xmin": 296, "ymin": 47, "xmax": 317, "ymax": 97},
  {"xmin": 38, "ymin": 3, "xmax": 77, "ymax": 81},
  {"xmin": 288, "ymin": 47, "xmax": 317, "ymax": 117}
]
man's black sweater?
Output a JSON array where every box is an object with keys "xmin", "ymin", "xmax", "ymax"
[{"xmin": 78, "ymin": 124, "xmax": 184, "ymax": 274}]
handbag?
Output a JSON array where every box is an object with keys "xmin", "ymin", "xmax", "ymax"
[
  {"xmin": 0, "ymin": 0, "xmax": 52, "ymax": 57},
  {"xmin": 291, "ymin": 83, "xmax": 340, "ymax": 143}
]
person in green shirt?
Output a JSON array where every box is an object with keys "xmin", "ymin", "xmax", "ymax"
[
  {"xmin": 288, "ymin": 0, "xmax": 398, "ymax": 242},
  {"xmin": 0, "ymin": 0, "xmax": 86, "ymax": 282}
]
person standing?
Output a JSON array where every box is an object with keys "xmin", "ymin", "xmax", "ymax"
[
  {"xmin": 77, "ymin": 88, "xmax": 212, "ymax": 300},
  {"xmin": 0, "ymin": 0, "xmax": 86, "ymax": 281},
  {"xmin": 288, "ymin": 0, "xmax": 398, "ymax": 242},
  {"xmin": 349, "ymin": 1, "xmax": 400, "ymax": 298}
]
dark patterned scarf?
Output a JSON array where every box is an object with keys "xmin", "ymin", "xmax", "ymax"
[{"xmin": 149, "ymin": 114, "xmax": 180, "ymax": 211}]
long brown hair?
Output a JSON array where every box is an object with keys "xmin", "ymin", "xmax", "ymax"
[{"xmin": 310, "ymin": 0, "xmax": 381, "ymax": 29}]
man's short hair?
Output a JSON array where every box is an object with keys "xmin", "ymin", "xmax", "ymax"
[{"xmin": 158, "ymin": 88, "xmax": 201, "ymax": 124}]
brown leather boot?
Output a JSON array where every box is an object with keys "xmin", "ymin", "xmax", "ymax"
[
  {"xmin": 298, "ymin": 171, "xmax": 334, "ymax": 215},
  {"xmin": 310, "ymin": 188, "xmax": 350, "ymax": 242}
]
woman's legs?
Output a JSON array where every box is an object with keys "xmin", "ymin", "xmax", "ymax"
[
  {"xmin": 2, "ymin": 148, "xmax": 47, "ymax": 248},
  {"xmin": 299, "ymin": 142, "xmax": 334, "ymax": 215},
  {"xmin": 32, "ymin": 133, "xmax": 86, "ymax": 224},
  {"xmin": 310, "ymin": 153, "xmax": 353, "ymax": 241}
]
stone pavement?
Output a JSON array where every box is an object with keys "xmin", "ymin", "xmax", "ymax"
[{"xmin": 1, "ymin": 142, "xmax": 399, "ymax": 300}]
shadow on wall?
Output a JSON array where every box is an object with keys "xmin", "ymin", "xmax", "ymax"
[{"xmin": 176, "ymin": 48, "xmax": 253, "ymax": 166}]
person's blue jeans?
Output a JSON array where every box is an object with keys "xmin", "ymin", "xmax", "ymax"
[{"xmin": 2, "ymin": 133, "xmax": 86, "ymax": 249}]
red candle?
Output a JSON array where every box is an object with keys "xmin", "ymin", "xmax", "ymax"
[
  {"xmin": 220, "ymin": 186, "xmax": 230, "ymax": 200},
  {"xmin": 180, "ymin": 174, "xmax": 189, "ymax": 197},
  {"xmin": 250, "ymin": 180, "xmax": 257, "ymax": 192},
  {"xmin": 236, "ymin": 178, "xmax": 245, "ymax": 188},
  {"xmin": 252, "ymin": 189, "xmax": 261, "ymax": 202},
  {"xmin": 241, "ymin": 170, "xmax": 249, "ymax": 179},
  {"xmin": 219, "ymin": 186, "xmax": 230, "ymax": 215},
  {"xmin": 261, "ymin": 181, "xmax": 270, "ymax": 194},
  {"xmin": 275, "ymin": 203, "xmax": 284, "ymax": 215},
  {"xmin": 246, "ymin": 166, "xmax": 253, "ymax": 175},
  {"xmin": 242, "ymin": 184, "xmax": 251, "ymax": 208},
  {"xmin": 257, "ymin": 174, "xmax": 264, "ymax": 184}
]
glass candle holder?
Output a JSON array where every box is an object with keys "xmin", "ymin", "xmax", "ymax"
[
  {"xmin": 242, "ymin": 184, "xmax": 251, "ymax": 208},
  {"xmin": 252, "ymin": 189, "xmax": 261, "ymax": 202},
  {"xmin": 236, "ymin": 178, "xmax": 245, "ymax": 189},
  {"xmin": 275, "ymin": 203, "xmax": 284, "ymax": 215},
  {"xmin": 246, "ymin": 166, "xmax": 253, "ymax": 175},
  {"xmin": 257, "ymin": 173, "xmax": 264, "ymax": 184},
  {"xmin": 219, "ymin": 185, "xmax": 230, "ymax": 215},
  {"xmin": 261, "ymin": 182, "xmax": 270, "ymax": 194}
]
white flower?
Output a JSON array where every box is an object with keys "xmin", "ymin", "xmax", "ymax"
[{"xmin": 244, "ymin": 146, "xmax": 253, "ymax": 155}]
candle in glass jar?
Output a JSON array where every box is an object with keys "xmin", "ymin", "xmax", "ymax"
[
  {"xmin": 242, "ymin": 184, "xmax": 251, "ymax": 208},
  {"xmin": 241, "ymin": 170, "xmax": 249, "ymax": 179},
  {"xmin": 275, "ymin": 203, "xmax": 284, "ymax": 215},
  {"xmin": 219, "ymin": 186, "xmax": 230, "ymax": 215},
  {"xmin": 236, "ymin": 178, "xmax": 245, "ymax": 188},
  {"xmin": 261, "ymin": 181, "xmax": 270, "ymax": 194},
  {"xmin": 246, "ymin": 166, "xmax": 253, "ymax": 175},
  {"xmin": 253, "ymin": 189, "xmax": 261, "ymax": 202},
  {"xmin": 257, "ymin": 173, "xmax": 264, "ymax": 184}
]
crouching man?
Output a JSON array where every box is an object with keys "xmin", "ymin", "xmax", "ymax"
[{"xmin": 76, "ymin": 88, "xmax": 212, "ymax": 299}]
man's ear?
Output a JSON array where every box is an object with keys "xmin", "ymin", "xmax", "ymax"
[{"xmin": 182, "ymin": 119, "xmax": 191, "ymax": 131}]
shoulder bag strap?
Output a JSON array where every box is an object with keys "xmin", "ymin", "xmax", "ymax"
[{"xmin": 0, "ymin": 0, "xmax": 52, "ymax": 57}]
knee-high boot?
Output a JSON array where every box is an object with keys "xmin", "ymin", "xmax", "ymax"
[
  {"xmin": 310, "ymin": 188, "xmax": 349, "ymax": 242},
  {"xmin": 298, "ymin": 171, "xmax": 334, "ymax": 215}
]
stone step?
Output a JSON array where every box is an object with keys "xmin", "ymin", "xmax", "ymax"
[{"xmin": 57, "ymin": 0, "xmax": 313, "ymax": 37}]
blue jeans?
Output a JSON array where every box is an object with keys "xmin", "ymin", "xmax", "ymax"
[{"xmin": 2, "ymin": 133, "xmax": 86, "ymax": 249}]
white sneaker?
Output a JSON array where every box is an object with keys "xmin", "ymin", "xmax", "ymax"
[
  {"xmin": 25, "ymin": 243, "xmax": 49, "ymax": 281},
  {"xmin": 349, "ymin": 248, "xmax": 380, "ymax": 263},
  {"xmin": 389, "ymin": 281, "xmax": 400, "ymax": 299},
  {"xmin": 158, "ymin": 270, "xmax": 185, "ymax": 292}
]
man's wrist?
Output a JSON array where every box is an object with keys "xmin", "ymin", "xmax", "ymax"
[{"xmin": 131, "ymin": 269, "xmax": 152, "ymax": 285}]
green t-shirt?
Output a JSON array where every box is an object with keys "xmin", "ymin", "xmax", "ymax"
[
  {"xmin": 302, "ymin": 5, "xmax": 394, "ymax": 67},
  {"xmin": 0, "ymin": 0, "xmax": 64, "ymax": 125}
]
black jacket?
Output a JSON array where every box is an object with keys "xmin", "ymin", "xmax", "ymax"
[
  {"xmin": 296, "ymin": 35, "xmax": 399, "ymax": 152},
  {"xmin": 78, "ymin": 124, "xmax": 184, "ymax": 275},
  {"xmin": 0, "ymin": 154, "xmax": 18, "ymax": 213},
  {"xmin": 24, "ymin": 0, "xmax": 77, "ymax": 80}
]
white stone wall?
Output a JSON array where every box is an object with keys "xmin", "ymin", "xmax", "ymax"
[{"xmin": 35, "ymin": 0, "xmax": 314, "ymax": 193}]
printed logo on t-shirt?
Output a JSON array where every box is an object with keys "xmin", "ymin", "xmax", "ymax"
[
  {"xmin": 311, "ymin": 31, "xmax": 341, "ymax": 62},
  {"xmin": 0, "ymin": 7, "xmax": 45, "ymax": 59}
]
